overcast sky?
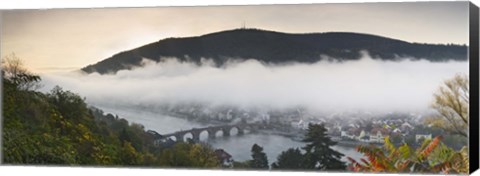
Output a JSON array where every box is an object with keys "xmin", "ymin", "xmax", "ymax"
[{"xmin": 1, "ymin": 1, "xmax": 469, "ymax": 73}]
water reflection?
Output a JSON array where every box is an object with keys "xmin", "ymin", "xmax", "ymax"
[
  {"xmin": 99, "ymin": 106, "xmax": 207, "ymax": 134},
  {"xmin": 209, "ymin": 133, "xmax": 364, "ymax": 163}
]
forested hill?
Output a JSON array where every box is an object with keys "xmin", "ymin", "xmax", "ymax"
[
  {"xmin": 81, "ymin": 28, "xmax": 467, "ymax": 74},
  {"xmin": 2, "ymin": 70, "xmax": 220, "ymax": 166}
]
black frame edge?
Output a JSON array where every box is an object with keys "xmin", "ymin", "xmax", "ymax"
[{"xmin": 469, "ymin": 1, "xmax": 479, "ymax": 174}]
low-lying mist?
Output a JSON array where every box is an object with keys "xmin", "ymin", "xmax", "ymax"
[{"xmin": 40, "ymin": 53, "xmax": 468, "ymax": 116}]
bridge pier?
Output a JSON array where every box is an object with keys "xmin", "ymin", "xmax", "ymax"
[
  {"xmin": 175, "ymin": 133, "xmax": 184, "ymax": 143},
  {"xmin": 222, "ymin": 128, "xmax": 231, "ymax": 137},
  {"xmin": 192, "ymin": 132, "xmax": 201, "ymax": 142},
  {"xmin": 208, "ymin": 129, "xmax": 216, "ymax": 139},
  {"xmin": 238, "ymin": 127, "xmax": 245, "ymax": 135}
]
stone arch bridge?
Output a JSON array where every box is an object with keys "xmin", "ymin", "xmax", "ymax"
[{"xmin": 150, "ymin": 123, "xmax": 260, "ymax": 144}]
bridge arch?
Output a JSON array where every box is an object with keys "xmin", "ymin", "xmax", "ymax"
[
  {"xmin": 215, "ymin": 130, "xmax": 224, "ymax": 138},
  {"xmin": 155, "ymin": 123, "xmax": 259, "ymax": 146},
  {"xmin": 230, "ymin": 126, "xmax": 245, "ymax": 136},
  {"xmin": 229, "ymin": 126, "xmax": 238, "ymax": 135},
  {"xmin": 183, "ymin": 132, "xmax": 194, "ymax": 142},
  {"xmin": 199, "ymin": 130, "xmax": 209, "ymax": 141}
]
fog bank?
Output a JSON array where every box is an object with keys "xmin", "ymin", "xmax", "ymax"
[{"xmin": 40, "ymin": 54, "xmax": 468, "ymax": 115}]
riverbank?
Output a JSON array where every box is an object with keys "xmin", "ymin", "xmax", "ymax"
[{"xmin": 335, "ymin": 140, "xmax": 383, "ymax": 147}]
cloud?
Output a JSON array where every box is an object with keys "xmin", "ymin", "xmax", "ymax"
[{"xmin": 39, "ymin": 54, "xmax": 468, "ymax": 115}]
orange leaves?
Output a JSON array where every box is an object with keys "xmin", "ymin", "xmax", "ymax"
[
  {"xmin": 347, "ymin": 157, "xmax": 364, "ymax": 172},
  {"xmin": 347, "ymin": 157, "xmax": 370, "ymax": 172},
  {"xmin": 347, "ymin": 135, "xmax": 467, "ymax": 174},
  {"xmin": 419, "ymin": 136, "xmax": 443, "ymax": 160},
  {"xmin": 351, "ymin": 145, "xmax": 387, "ymax": 172}
]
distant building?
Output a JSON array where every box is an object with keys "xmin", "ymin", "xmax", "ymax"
[
  {"xmin": 355, "ymin": 130, "xmax": 367, "ymax": 141},
  {"xmin": 341, "ymin": 131, "xmax": 356, "ymax": 140},
  {"xmin": 215, "ymin": 149, "xmax": 233, "ymax": 167},
  {"xmin": 147, "ymin": 130, "xmax": 164, "ymax": 146},
  {"xmin": 415, "ymin": 134, "xmax": 432, "ymax": 143},
  {"xmin": 370, "ymin": 128, "xmax": 389, "ymax": 143},
  {"xmin": 392, "ymin": 128, "xmax": 402, "ymax": 135},
  {"xmin": 146, "ymin": 130, "xmax": 163, "ymax": 139},
  {"xmin": 401, "ymin": 122, "xmax": 414, "ymax": 131},
  {"xmin": 360, "ymin": 135, "xmax": 370, "ymax": 142}
]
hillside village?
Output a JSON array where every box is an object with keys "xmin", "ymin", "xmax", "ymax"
[
  {"xmin": 280, "ymin": 111, "xmax": 436, "ymax": 146},
  {"xmin": 148, "ymin": 104, "xmax": 454, "ymax": 147}
]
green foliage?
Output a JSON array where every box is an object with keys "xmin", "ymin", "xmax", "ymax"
[
  {"xmin": 249, "ymin": 144, "xmax": 269, "ymax": 169},
  {"xmin": 47, "ymin": 86, "xmax": 88, "ymax": 121},
  {"xmin": 119, "ymin": 142, "xmax": 143, "ymax": 165},
  {"xmin": 158, "ymin": 143, "xmax": 220, "ymax": 168},
  {"xmin": 271, "ymin": 148, "xmax": 305, "ymax": 170},
  {"xmin": 269, "ymin": 123, "xmax": 347, "ymax": 171},
  {"xmin": 302, "ymin": 123, "xmax": 346, "ymax": 171},
  {"xmin": 232, "ymin": 161, "xmax": 251, "ymax": 168},
  {"xmin": 1, "ymin": 63, "xmax": 221, "ymax": 168}
]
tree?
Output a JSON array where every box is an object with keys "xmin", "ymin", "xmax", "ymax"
[
  {"xmin": 302, "ymin": 123, "xmax": 346, "ymax": 171},
  {"xmin": 187, "ymin": 143, "xmax": 220, "ymax": 167},
  {"xmin": 271, "ymin": 148, "xmax": 305, "ymax": 170},
  {"xmin": 232, "ymin": 161, "xmax": 251, "ymax": 168},
  {"xmin": 158, "ymin": 143, "xmax": 220, "ymax": 168},
  {"xmin": 2, "ymin": 61, "xmax": 198, "ymax": 167},
  {"xmin": 429, "ymin": 74, "xmax": 469, "ymax": 137},
  {"xmin": 249, "ymin": 143, "xmax": 269, "ymax": 169},
  {"xmin": 47, "ymin": 86, "xmax": 88, "ymax": 120},
  {"xmin": 348, "ymin": 136, "xmax": 469, "ymax": 174},
  {"xmin": 119, "ymin": 142, "xmax": 142, "ymax": 165},
  {"xmin": 1, "ymin": 53, "xmax": 41, "ymax": 90}
]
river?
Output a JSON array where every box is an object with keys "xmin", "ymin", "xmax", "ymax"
[{"xmin": 98, "ymin": 106, "xmax": 364, "ymax": 163}]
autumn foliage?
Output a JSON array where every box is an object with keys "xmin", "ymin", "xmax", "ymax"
[{"xmin": 348, "ymin": 136, "xmax": 469, "ymax": 174}]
